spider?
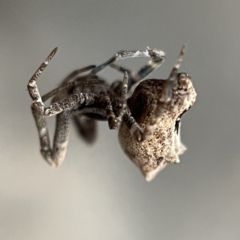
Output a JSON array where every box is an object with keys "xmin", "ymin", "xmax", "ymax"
[
  {"xmin": 27, "ymin": 45, "xmax": 196, "ymax": 181},
  {"xmin": 27, "ymin": 47, "xmax": 166, "ymax": 165}
]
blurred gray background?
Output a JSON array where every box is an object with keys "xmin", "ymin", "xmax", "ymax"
[{"xmin": 1, "ymin": 0, "xmax": 240, "ymax": 239}]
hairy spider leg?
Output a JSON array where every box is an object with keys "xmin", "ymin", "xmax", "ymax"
[
  {"xmin": 122, "ymin": 108, "xmax": 143, "ymax": 142},
  {"xmin": 28, "ymin": 47, "xmax": 58, "ymax": 105},
  {"xmin": 160, "ymin": 45, "xmax": 186, "ymax": 103},
  {"xmin": 32, "ymin": 89, "xmax": 121, "ymax": 166},
  {"xmin": 39, "ymin": 65, "xmax": 100, "ymax": 146},
  {"xmin": 28, "ymin": 49, "xmax": 132, "ymax": 165},
  {"xmin": 108, "ymin": 71, "xmax": 146, "ymax": 141},
  {"xmin": 91, "ymin": 48, "xmax": 166, "ymax": 88},
  {"xmin": 27, "ymin": 47, "xmax": 70, "ymax": 166},
  {"xmin": 168, "ymin": 45, "xmax": 185, "ymax": 80},
  {"xmin": 114, "ymin": 71, "xmax": 129, "ymax": 122},
  {"xmin": 31, "ymin": 108, "xmax": 71, "ymax": 166},
  {"xmin": 109, "ymin": 48, "xmax": 166, "ymax": 89},
  {"xmin": 42, "ymin": 65, "xmax": 96, "ymax": 102},
  {"xmin": 27, "ymin": 49, "xmax": 111, "ymax": 119},
  {"xmin": 143, "ymin": 45, "xmax": 187, "ymax": 140}
]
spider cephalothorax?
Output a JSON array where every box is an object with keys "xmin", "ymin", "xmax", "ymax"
[{"xmin": 27, "ymin": 45, "xmax": 196, "ymax": 181}]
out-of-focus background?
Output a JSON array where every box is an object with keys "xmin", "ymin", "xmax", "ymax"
[{"xmin": 1, "ymin": 1, "xmax": 240, "ymax": 239}]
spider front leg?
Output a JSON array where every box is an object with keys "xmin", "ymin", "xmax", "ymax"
[
  {"xmin": 91, "ymin": 47, "xmax": 166, "ymax": 80},
  {"xmin": 28, "ymin": 48, "xmax": 58, "ymax": 107},
  {"xmin": 27, "ymin": 48, "xmax": 97, "ymax": 166},
  {"xmin": 27, "ymin": 48, "xmax": 72, "ymax": 166},
  {"xmin": 27, "ymin": 48, "xmax": 96, "ymax": 117},
  {"xmin": 110, "ymin": 47, "xmax": 166, "ymax": 89}
]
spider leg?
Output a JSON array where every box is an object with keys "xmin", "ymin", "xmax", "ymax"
[
  {"xmin": 58, "ymin": 65, "xmax": 96, "ymax": 85},
  {"xmin": 42, "ymin": 65, "xmax": 96, "ymax": 102},
  {"xmin": 168, "ymin": 45, "xmax": 185, "ymax": 80},
  {"xmin": 91, "ymin": 47, "xmax": 166, "ymax": 76},
  {"xmin": 109, "ymin": 49, "xmax": 167, "ymax": 89},
  {"xmin": 110, "ymin": 47, "xmax": 166, "ymax": 89},
  {"xmin": 116, "ymin": 71, "xmax": 129, "ymax": 120},
  {"xmin": 31, "ymin": 107, "xmax": 71, "ymax": 166},
  {"xmin": 160, "ymin": 45, "xmax": 186, "ymax": 103},
  {"xmin": 28, "ymin": 47, "xmax": 59, "ymax": 116},
  {"xmin": 134, "ymin": 47, "xmax": 166, "ymax": 82},
  {"xmin": 141, "ymin": 45, "xmax": 187, "ymax": 140},
  {"xmin": 110, "ymin": 63, "xmax": 138, "ymax": 90},
  {"xmin": 31, "ymin": 90, "xmax": 122, "ymax": 165},
  {"xmin": 109, "ymin": 63, "xmax": 132, "ymax": 75},
  {"xmin": 122, "ymin": 108, "xmax": 143, "ymax": 142},
  {"xmin": 27, "ymin": 49, "xmax": 99, "ymax": 116},
  {"xmin": 40, "ymin": 88, "xmax": 128, "ymax": 131},
  {"xmin": 28, "ymin": 47, "xmax": 58, "ymax": 106}
]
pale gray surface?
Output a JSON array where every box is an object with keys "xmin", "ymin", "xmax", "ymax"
[{"xmin": 1, "ymin": 1, "xmax": 240, "ymax": 239}]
